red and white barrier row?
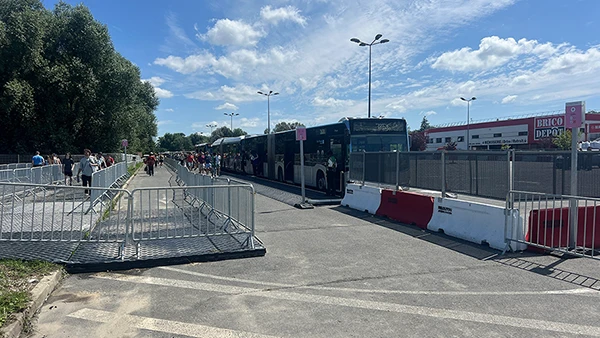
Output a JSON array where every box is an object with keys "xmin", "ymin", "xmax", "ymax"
[{"xmin": 342, "ymin": 183, "xmax": 526, "ymax": 251}]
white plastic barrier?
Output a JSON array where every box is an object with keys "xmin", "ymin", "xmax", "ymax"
[
  {"xmin": 341, "ymin": 183, "xmax": 382, "ymax": 214},
  {"xmin": 427, "ymin": 198, "xmax": 526, "ymax": 251}
]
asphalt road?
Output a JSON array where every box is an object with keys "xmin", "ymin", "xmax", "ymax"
[{"xmin": 28, "ymin": 166, "xmax": 600, "ymax": 337}]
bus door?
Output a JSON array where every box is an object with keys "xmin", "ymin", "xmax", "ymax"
[
  {"xmin": 330, "ymin": 137, "xmax": 343, "ymax": 193},
  {"xmin": 284, "ymin": 140, "xmax": 295, "ymax": 182}
]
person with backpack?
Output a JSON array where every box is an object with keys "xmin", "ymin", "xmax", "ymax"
[{"xmin": 326, "ymin": 150, "xmax": 337, "ymax": 196}]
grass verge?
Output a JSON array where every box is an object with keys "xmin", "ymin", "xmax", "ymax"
[
  {"xmin": 0, "ymin": 260, "xmax": 59, "ymax": 328},
  {"xmin": 127, "ymin": 162, "xmax": 143, "ymax": 177}
]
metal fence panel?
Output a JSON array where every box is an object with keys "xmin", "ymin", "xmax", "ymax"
[
  {"xmin": 409, "ymin": 152, "xmax": 442, "ymax": 191},
  {"xmin": 506, "ymin": 190, "xmax": 600, "ymax": 260},
  {"xmin": 444, "ymin": 152, "xmax": 509, "ymax": 199},
  {"xmin": 0, "ymin": 183, "xmax": 130, "ymax": 243},
  {"xmin": 349, "ymin": 152, "xmax": 409, "ymax": 188},
  {"xmin": 513, "ymin": 151, "xmax": 600, "ymax": 198}
]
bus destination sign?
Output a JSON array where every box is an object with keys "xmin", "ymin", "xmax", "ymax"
[{"xmin": 351, "ymin": 120, "xmax": 406, "ymax": 134}]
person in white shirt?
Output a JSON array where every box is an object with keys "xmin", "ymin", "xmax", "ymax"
[{"xmin": 77, "ymin": 149, "xmax": 98, "ymax": 195}]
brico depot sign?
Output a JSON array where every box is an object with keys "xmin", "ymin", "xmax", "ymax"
[{"xmin": 534, "ymin": 116, "xmax": 564, "ymax": 140}]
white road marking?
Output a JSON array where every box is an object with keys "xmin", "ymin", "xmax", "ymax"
[
  {"xmin": 160, "ymin": 266, "xmax": 597, "ymax": 296},
  {"xmin": 93, "ymin": 274, "xmax": 255, "ymax": 294},
  {"xmin": 68, "ymin": 308, "xmax": 280, "ymax": 338},
  {"xmin": 94, "ymin": 273, "xmax": 600, "ymax": 336}
]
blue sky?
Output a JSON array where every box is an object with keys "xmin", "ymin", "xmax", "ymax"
[{"xmin": 45, "ymin": 0, "xmax": 600, "ymax": 136}]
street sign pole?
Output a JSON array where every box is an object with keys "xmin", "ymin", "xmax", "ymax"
[
  {"xmin": 122, "ymin": 139, "xmax": 129, "ymax": 168},
  {"xmin": 565, "ymin": 101, "xmax": 585, "ymax": 249},
  {"xmin": 294, "ymin": 128, "xmax": 313, "ymax": 209},
  {"xmin": 300, "ymin": 139, "xmax": 306, "ymax": 203}
]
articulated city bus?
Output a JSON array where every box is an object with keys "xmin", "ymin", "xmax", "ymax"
[{"xmin": 210, "ymin": 117, "xmax": 409, "ymax": 194}]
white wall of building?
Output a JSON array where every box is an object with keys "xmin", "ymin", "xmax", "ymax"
[{"xmin": 426, "ymin": 124, "xmax": 529, "ymax": 151}]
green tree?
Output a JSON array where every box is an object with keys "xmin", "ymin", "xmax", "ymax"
[
  {"xmin": 210, "ymin": 126, "xmax": 233, "ymax": 142},
  {"xmin": 0, "ymin": 0, "xmax": 158, "ymax": 154},
  {"xmin": 265, "ymin": 121, "xmax": 305, "ymax": 134},
  {"xmin": 157, "ymin": 133, "xmax": 193, "ymax": 151},
  {"xmin": 553, "ymin": 130, "xmax": 573, "ymax": 150},
  {"xmin": 419, "ymin": 116, "xmax": 431, "ymax": 132},
  {"xmin": 189, "ymin": 132, "xmax": 208, "ymax": 147}
]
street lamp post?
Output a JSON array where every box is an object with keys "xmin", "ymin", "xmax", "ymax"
[
  {"xmin": 460, "ymin": 97, "xmax": 476, "ymax": 150},
  {"xmin": 350, "ymin": 34, "xmax": 389, "ymax": 118},
  {"xmin": 224, "ymin": 112, "xmax": 239, "ymax": 130},
  {"xmin": 206, "ymin": 124, "xmax": 217, "ymax": 133},
  {"xmin": 257, "ymin": 90, "xmax": 279, "ymax": 134}
]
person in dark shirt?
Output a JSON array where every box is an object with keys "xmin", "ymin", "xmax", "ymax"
[
  {"xmin": 62, "ymin": 153, "xmax": 75, "ymax": 185},
  {"xmin": 146, "ymin": 152, "xmax": 156, "ymax": 176}
]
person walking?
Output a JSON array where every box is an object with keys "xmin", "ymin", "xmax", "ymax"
[
  {"xmin": 32, "ymin": 151, "xmax": 44, "ymax": 167},
  {"xmin": 326, "ymin": 150, "xmax": 337, "ymax": 196},
  {"xmin": 146, "ymin": 152, "xmax": 156, "ymax": 176},
  {"xmin": 62, "ymin": 153, "xmax": 75, "ymax": 185},
  {"xmin": 77, "ymin": 149, "xmax": 98, "ymax": 196}
]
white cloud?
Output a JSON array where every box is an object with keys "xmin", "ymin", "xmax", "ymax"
[
  {"xmin": 501, "ymin": 95, "xmax": 518, "ymax": 104},
  {"xmin": 165, "ymin": 108, "xmax": 174, "ymax": 112},
  {"xmin": 198, "ymin": 19, "xmax": 264, "ymax": 47},
  {"xmin": 421, "ymin": 110, "xmax": 437, "ymax": 116},
  {"xmin": 154, "ymin": 53, "xmax": 215, "ymax": 75},
  {"xmin": 142, "ymin": 76, "xmax": 166, "ymax": 87},
  {"xmin": 238, "ymin": 117, "xmax": 261, "ymax": 128},
  {"xmin": 142, "ymin": 77, "xmax": 173, "ymax": 99},
  {"xmin": 186, "ymin": 84, "xmax": 264, "ymax": 103},
  {"xmin": 154, "ymin": 87, "xmax": 174, "ymax": 99},
  {"xmin": 450, "ymin": 98, "xmax": 465, "ymax": 106},
  {"xmin": 432, "ymin": 36, "xmax": 560, "ymax": 72},
  {"xmin": 260, "ymin": 5, "xmax": 307, "ymax": 26},
  {"xmin": 215, "ymin": 103, "xmax": 239, "ymax": 110},
  {"xmin": 166, "ymin": 13, "xmax": 196, "ymax": 48},
  {"xmin": 312, "ymin": 97, "xmax": 353, "ymax": 107},
  {"xmin": 154, "ymin": 48, "xmax": 297, "ymax": 79}
]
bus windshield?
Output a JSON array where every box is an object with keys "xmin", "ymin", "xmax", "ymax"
[{"xmin": 350, "ymin": 135, "xmax": 408, "ymax": 152}]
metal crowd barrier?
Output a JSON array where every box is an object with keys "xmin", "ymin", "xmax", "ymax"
[
  {"xmin": 0, "ymin": 183, "xmax": 131, "ymax": 248},
  {"xmin": 0, "ymin": 163, "xmax": 31, "ymax": 170},
  {"xmin": 505, "ymin": 190, "xmax": 600, "ymax": 260},
  {"xmin": 90, "ymin": 162, "xmax": 129, "ymax": 206},
  {"xmin": 164, "ymin": 157, "xmax": 256, "ymax": 246}
]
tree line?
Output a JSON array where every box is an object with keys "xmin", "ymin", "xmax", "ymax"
[
  {"xmin": 0, "ymin": 0, "xmax": 158, "ymax": 155},
  {"xmin": 157, "ymin": 121, "xmax": 306, "ymax": 152}
]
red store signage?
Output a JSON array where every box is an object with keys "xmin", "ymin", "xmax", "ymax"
[
  {"xmin": 589, "ymin": 123, "xmax": 600, "ymax": 133},
  {"xmin": 534, "ymin": 116, "xmax": 564, "ymax": 140}
]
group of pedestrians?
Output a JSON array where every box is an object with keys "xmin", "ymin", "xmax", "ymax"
[
  {"xmin": 31, "ymin": 151, "xmax": 63, "ymax": 167},
  {"xmin": 32, "ymin": 150, "xmax": 115, "ymax": 195},
  {"xmin": 175, "ymin": 151, "xmax": 221, "ymax": 177}
]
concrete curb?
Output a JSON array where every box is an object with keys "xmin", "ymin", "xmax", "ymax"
[{"xmin": 1, "ymin": 270, "xmax": 63, "ymax": 338}]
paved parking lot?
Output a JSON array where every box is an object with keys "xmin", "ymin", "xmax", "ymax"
[{"xmin": 29, "ymin": 171, "xmax": 600, "ymax": 337}]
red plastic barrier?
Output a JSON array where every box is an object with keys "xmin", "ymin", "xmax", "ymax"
[
  {"xmin": 376, "ymin": 190, "xmax": 434, "ymax": 229},
  {"xmin": 527, "ymin": 206, "xmax": 600, "ymax": 250}
]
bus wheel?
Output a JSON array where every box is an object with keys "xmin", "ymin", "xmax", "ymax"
[
  {"xmin": 317, "ymin": 171, "xmax": 326, "ymax": 191},
  {"xmin": 278, "ymin": 168, "xmax": 284, "ymax": 182}
]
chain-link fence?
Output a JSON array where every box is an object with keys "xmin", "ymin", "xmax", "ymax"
[
  {"xmin": 350, "ymin": 151, "xmax": 510, "ymax": 199},
  {"xmin": 350, "ymin": 150, "xmax": 600, "ymax": 200},
  {"xmin": 513, "ymin": 151, "xmax": 600, "ymax": 198},
  {"xmin": 349, "ymin": 152, "xmax": 410, "ymax": 190}
]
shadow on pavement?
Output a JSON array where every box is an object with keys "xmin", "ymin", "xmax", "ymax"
[
  {"xmin": 332, "ymin": 205, "xmax": 600, "ymax": 291},
  {"xmin": 218, "ymin": 172, "xmax": 340, "ymax": 203}
]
